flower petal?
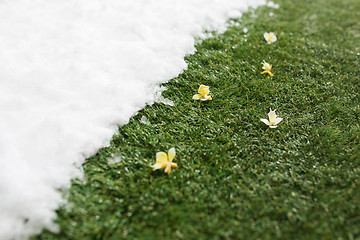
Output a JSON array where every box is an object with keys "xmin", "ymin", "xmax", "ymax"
[
  {"xmin": 156, "ymin": 152, "xmax": 168, "ymax": 164},
  {"xmin": 260, "ymin": 118, "xmax": 270, "ymax": 125},
  {"xmin": 200, "ymin": 95, "xmax": 211, "ymax": 101},
  {"xmin": 273, "ymin": 117, "xmax": 283, "ymax": 125},
  {"xmin": 168, "ymin": 147, "xmax": 176, "ymax": 162},
  {"xmin": 268, "ymin": 110, "xmax": 277, "ymax": 123},
  {"xmin": 264, "ymin": 32, "xmax": 269, "ymax": 40},
  {"xmin": 270, "ymin": 32, "xmax": 277, "ymax": 42},
  {"xmin": 269, "ymin": 125, "xmax": 278, "ymax": 128},
  {"xmin": 164, "ymin": 163, "xmax": 172, "ymax": 175},
  {"xmin": 193, "ymin": 94, "xmax": 201, "ymax": 100},
  {"xmin": 262, "ymin": 62, "xmax": 271, "ymax": 71},
  {"xmin": 151, "ymin": 163, "xmax": 163, "ymax": 170},
  {"xmin": 198, "ymin": 85, "xmax": 209, "ymax": 95}
]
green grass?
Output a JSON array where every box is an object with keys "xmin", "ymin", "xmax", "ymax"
[{"xmin": 34, "ymin": 0, "xmax": 360, "ymax": 239}]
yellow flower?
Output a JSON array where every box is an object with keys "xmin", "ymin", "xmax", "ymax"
[
  {"xmin": 260, "ymin": 108, "xmax": 283, "ymax": 128},
  {"xmin": 151, "ymin": 147, "xmax": 177, "ymax": 175},
  {"xmin": 264, "ymin": 32, "xmax": 277, "ymax": 44},
  {"xmin": 192, "ymin": 85, "xmax": 212, "ymax": 101},
  {"xmin": 261, "ymin": 61, "xmax": 274, "ymax": 77}
]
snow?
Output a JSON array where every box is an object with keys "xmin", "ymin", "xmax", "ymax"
[{"xmin": 0, "ymin": 0, "xmax": 265, "ymax": 239}]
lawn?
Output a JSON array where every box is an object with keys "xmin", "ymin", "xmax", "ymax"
[{"xmin": 34, "ymin": 0, "xmax": 359, "ymax": 239}]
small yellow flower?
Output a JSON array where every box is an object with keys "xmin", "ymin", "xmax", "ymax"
[
  {"xmin": 260, "ymin": 108, "xmax": 283, "ymax": 128},
  {"xmin": 151, "ymin": 147, "xmax": 177, "ymax": 175},
  {"xmin": 264, "ymin": 32, "xmax": 277, "ymax": 44},
  {"xmin": 261, "ymin": 61, "xmax": 274, "ymax": 77},
  {"xmin": 192, "ymin": 85, "xmax": 212, "ymax": 101}
]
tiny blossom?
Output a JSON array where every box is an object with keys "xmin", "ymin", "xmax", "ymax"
[
  {"xmin": 260, "ymin": 108, "xmax": 283, "ymax": 128},
  {"xmin": 261, "ymin": 61, "xmax": 274, "ymax": 76},
  {"xmin": 193, "ymin": 85, "xmax": 212, "ymax": 101},
  {"xmin": 264, "ymin": 32, "xmax": 277, "ymax": 44},
  {"xmin": 151, "ymin": 148, "xmax": 177, "ymax": 175}
]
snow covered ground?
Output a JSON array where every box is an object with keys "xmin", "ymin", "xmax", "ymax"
[{"xmin": 0, "ymin": 0, "xmax": 266, "ymax": 239}]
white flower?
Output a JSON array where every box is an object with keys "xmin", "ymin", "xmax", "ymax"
[
  {"xmin": 264, "ymin": 32, "xmax": 277, "ymax": 44},
  {"xmin": 260, "ymin": 108, "xmax": 283, "ymax": 128}
]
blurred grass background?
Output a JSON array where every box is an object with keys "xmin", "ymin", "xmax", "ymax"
[{"xmin": 34, "ymin": 0, "xmax": 359, "ymax": 239}]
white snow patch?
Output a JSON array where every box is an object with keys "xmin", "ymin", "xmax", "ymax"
[
  {"xmin": 0, "ymin": 0, "xmax": 266, "ymax": 239},
  {"xmin": 154, "ymin": 86, "xmax": 175, "ymax": 106},
  {"xmin": 108, "ymin": 153, "xmax": 124, "ymax": 165},
  {"xmin": 140, "ymin": 116, "xmax": 151, "ymax": 125},
  {"xmin": 267, "ymin": 1, "xmax": 280, "ymax": 9}
]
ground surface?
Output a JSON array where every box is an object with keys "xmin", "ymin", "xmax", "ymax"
[{"xmin": 35, "ymin": 0, "xmax": 359, "ymax": 239}]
